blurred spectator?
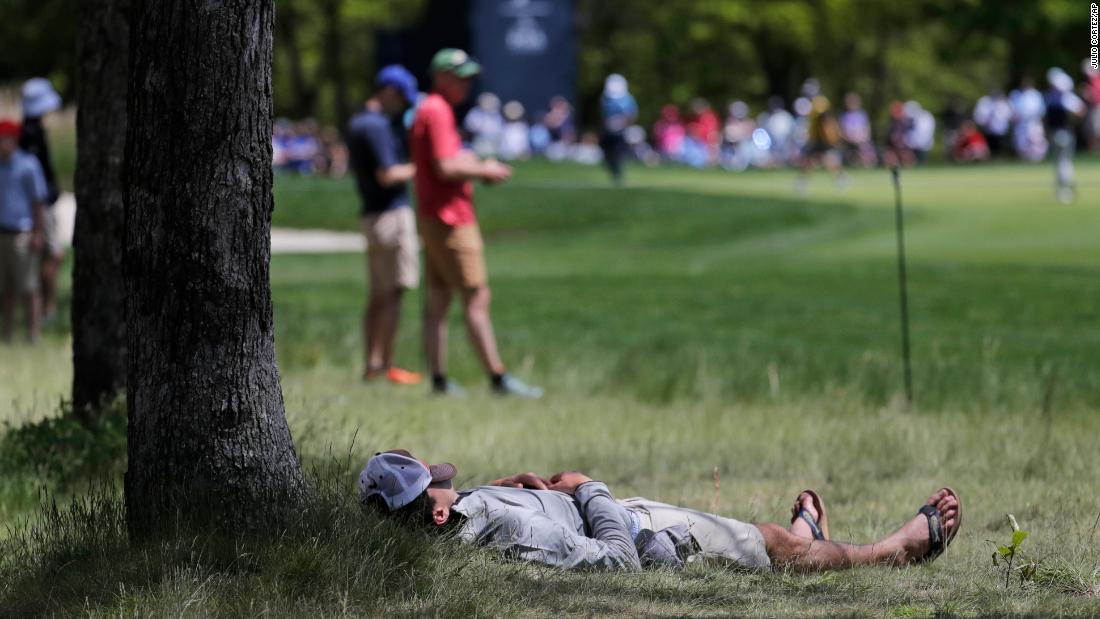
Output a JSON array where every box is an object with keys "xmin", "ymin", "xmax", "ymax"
[
  {"xmin": 950, "ymin": 120, "xmax": 990, "ymax": 163},
  {"xmin": 1010, "ymin": 77, "xmax": 1047, "ymax": 162},
  {"xmin": 0, "ymin": 119, "xmax": 47, "ymax": 344},
  {"xmin": 973, "ymin": 89, "xmax": 1012, "ymax": 156},
  {"xmin": 464, "ymin": 92, "xmax": 503, "ymax": 158},
  {"xmin": 498, "ymin": 100, "xmax": 530, "ymax": 161},
  {"xmin": 839, "ymin": 93, "xmax": 876, "ymax": 167},
  {"xmin": 904, "ymin": 100, "xmax": 935, "ymax": 164},
  {"xmin": 599, "ymin": 74, "xmax": 637, "ymax": 184},
  {"xmin": 1045, "ymin": 67, "xmax": 1086, "ymax": 203},
  {"xmin": 761, "ymin": 96, "xmax": 795, "ymax": 166},
  {"xmin": 544, "ymin": 96, "xmax": 575, "ymax": 145},
  {"xmin": 796, "ymin": 95, "xmax": 846, "ymax": 192},
  {"xmin": 940, "ymin": 95, "xmax": 966, "ymax": 162},
  {"xmin": 791, "ymin": 96, "xmax": 813, "ymax": 162},
  {"xmin": 685, "ymin": 98, "xmax": 720, "ymax": 166},
  {"xmin": 345, "ymin": 65, "xmax": 422, "ymax": 385},
  {"xmin": 319, "ymin": 127, "xmax": 348, "ymax": 178},
  {"xmin": 720, "ymin": 101, "xmax": 756, "ymax": 171},
  {"xmin": 528, "ymin": 112, "xmax": 551, "ymax": 157},
  {"xmin": 285, "ymin": 120, "xmax": 321, "ymax": 173},
  {"xmin": 653, "ymin": 104, "xmax": 685, "ymax": 162},
  {"xmin": 574, "ymin": 131, "xmax": 603, "ymax": 165},
  {"xmin": 624, "ymin": 125, "xmax": 657, "ymax": 165},
  {"xmin": 885, "ymin": 100, "xmax": 915, "ymax": 167},
  {"xmin": 1081, "ymin": 59, "xmax": 1100, "ymax": 151},
  {"xmin": 542, "ymin": 96, "xmax": 575, "ymax": 161},
  {"xmin": 273, "ymin": 119, "xmax": 292, "ymax": 169},
  {"xmin": 19, "ymin": 78, "xmax": 63, "ymax": 324}
]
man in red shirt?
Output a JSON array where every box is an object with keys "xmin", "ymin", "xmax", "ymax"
[{"xmin": 410, "ymin": 48, "xmax": 542, "ymax": 398}]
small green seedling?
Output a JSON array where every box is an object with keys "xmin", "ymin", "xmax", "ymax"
[{"xmin": 991, "ymin": 514, "xmax": 1036, "ymax": 589}]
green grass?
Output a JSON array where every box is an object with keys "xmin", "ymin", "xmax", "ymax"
[
  {"xmin": 3, "ymin": 159, "xmax": 1100, "ymax": 616},
  {"xmin": 272, "ymin": 160, "xmax": 1100, "ymax": 410}
]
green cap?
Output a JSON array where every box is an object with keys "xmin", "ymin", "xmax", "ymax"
[{"xmin": 430, "ymin": 48, "xmax": 481, "ymax": 78}]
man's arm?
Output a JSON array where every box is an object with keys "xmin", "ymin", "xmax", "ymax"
[
  {"xmin": 463, "ymin": 498, "xmax": 640, "ymax": 570},
  {"xmin": 375, "ymin": 163, "xmax": 415, "ymax": 187},
  {"xmin": 23, "ymin": 158, "xmax": 48, "ymax": 251},
  {"xmin": 359, "ymin": 117, "xmax": 414, "ymax": 188},
  {"xmin": 433, "ymin": 150, "xmax": 511, "ymax": 184},
  {"xmin": 489, "ymin": 472, "xmax": 550, "ymax": 489},
  {"xmin": 547, "ymin": 472, "xmax": 641, "ymax": 570}
]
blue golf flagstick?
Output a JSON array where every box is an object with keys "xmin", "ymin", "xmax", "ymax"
[{"xmin": 891, "ymin": 165, "xmax": 914, "ymax": 405}]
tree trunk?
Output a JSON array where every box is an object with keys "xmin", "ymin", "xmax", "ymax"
[
  {"xmin": 71, "ymin": 0, "xmax": 130, "ymax": 419},
  {"xmin": 321, "ymin": 0, "xmax": 350, "ymax": 125},
  {"xmin": 123, "ymin": 0, "xmax": 305, "ymax": 534}
]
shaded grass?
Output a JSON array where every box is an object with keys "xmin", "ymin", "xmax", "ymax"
[{"xmin": 2, "ymin": 389, "xmax": 1100, "ymax": 616}]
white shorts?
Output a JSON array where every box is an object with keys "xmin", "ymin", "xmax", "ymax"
[{"xmin": 619, "ymin": 497, "xmax": 771, "ymax": 569}]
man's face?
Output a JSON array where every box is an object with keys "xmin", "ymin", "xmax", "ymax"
[
  {"xmin": 436, "ymin": 72, "xmax": 473, "ymax": 106},
  {"xmin": 425, "ymin": 487, "xmax": 459, "ymax": 526},
  {"xmin": 377, "ymin": 86, "xmax": 407, "ymax": 117},
  {"xmin": 0, "ymin": 136, "xmax": 16, "ymax": 160}
]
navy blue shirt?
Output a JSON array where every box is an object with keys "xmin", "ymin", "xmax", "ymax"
[{"xmin": 346, "ymin": 109, "xmax": 410, "ymax": 215}]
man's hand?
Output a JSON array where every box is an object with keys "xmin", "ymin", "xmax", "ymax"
[
  {"xmin": 547, "ymin": 471, "xmax": 593, "ymax": 495},
  {"xmin": 480, "ymin": 158, "xmax": 512, "ymax": 185},
  {"xmin": 29, "ymin": 230, "xmax": 44, "ymax": 252},
  {"xmin": 490, "ymin": 472, "xmax": 551, "ymax": 490}
]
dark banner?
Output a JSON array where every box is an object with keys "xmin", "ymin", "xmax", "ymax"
[{"xmin": 469, "ymin": 0, "xmax": 576, "ymax": 119}]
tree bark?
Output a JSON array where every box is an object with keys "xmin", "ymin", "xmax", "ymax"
[
  {"xmin": 123, "ymin": 0, "xmax": 305, "ymax": 534},
  {"xmin": 72, "ymin": 0, "xmax": 130, "ymax": 419}
]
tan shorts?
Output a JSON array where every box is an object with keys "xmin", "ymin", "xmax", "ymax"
[
  {"xmin": 619, "ymin": 497, "xmax": 772, "ymax": 570},
  {"xmin": 362, "ymin": 207, "xmax": 419, "ymax": 291},
  {"xmin": 0, "ymin": 232, "xmax": 41, "ymax": 295},
  {"xmin": 420, "ymin": 217, "xmax": 487, "ymax": 290}
]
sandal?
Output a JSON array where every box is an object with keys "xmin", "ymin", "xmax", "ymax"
[
  {"xmin": 790, "ymin": 489, "xmax": 830, "ymax": 541},
  {"xmin": 914, "ymin": 487, "xmax": 962, "ymax": 563}
]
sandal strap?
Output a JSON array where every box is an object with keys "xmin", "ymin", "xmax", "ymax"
[
  {"xmin": 798, "ymin": 508, "xmax": 825, "ymax": 541},
  {"xmin": 918, "ymin": 504, "xmax": 944, "ymax": 561}
]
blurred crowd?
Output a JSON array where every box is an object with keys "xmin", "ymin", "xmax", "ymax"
[
  {"xmin": 458, "ymin": 62, "xmax": 1099, "ymax": 177},
  {"xmin": 274, "ymin": 60, "xmax": 1099, "ymax": 183},
  {"xmin": 272, "ymin": 118, "xmax": 348, "ymax": 177}
]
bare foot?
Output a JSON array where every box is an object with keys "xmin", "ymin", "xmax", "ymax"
[
  {"xmin": 888, "ymin": 488, "xmax": 961, "ymax": 565},
  {"xmin": 789, "ymin": 491, "xmax": 820, "ymax": 540}
]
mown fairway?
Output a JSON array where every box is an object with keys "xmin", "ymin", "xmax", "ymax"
[{"xmin": 2, "ymin": 160, "xmax": 1099, "ymax": 616}]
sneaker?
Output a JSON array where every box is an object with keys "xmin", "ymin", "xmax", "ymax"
[
  {"xmin": 386, "ymin": 367, "xmax": 423, "ymax": 386},
  {"xmin": 432, "ymin": 379, "xmax": 467, "ymax": 398},
  {"xmin": 493, "ymin": 373, "xmax": 543, "ymax": 399}
]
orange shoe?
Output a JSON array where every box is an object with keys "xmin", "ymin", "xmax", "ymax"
[{"xmin": 386, "ymin": 367, "xmax": 423, "ymax": 386}]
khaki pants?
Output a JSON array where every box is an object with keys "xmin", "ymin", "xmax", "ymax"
[
  {"xmin": 0, "ymin": 231, "xmax": 40, "ymax": 295},
  {"xmin": 619, "ymin": 497, "xmax": 772, "ymax": 569},
  {"xmin": 362, "ymin": 207, "xmax": 419, "ymax": 291}
]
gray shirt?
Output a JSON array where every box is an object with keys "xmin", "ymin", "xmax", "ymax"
[{"xmin": 452, "ymin": 482, "xmax": 641, "ymax": 570}]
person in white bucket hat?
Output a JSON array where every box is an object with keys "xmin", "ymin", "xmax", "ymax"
[{"xmin": 19, "ymin": 78, "xmax": 64, "ymax": 323}]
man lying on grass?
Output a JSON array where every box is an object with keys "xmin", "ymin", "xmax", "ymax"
[{"xmin": 360, "ymin": 450, "xmax": 961, "ymax": 572}]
